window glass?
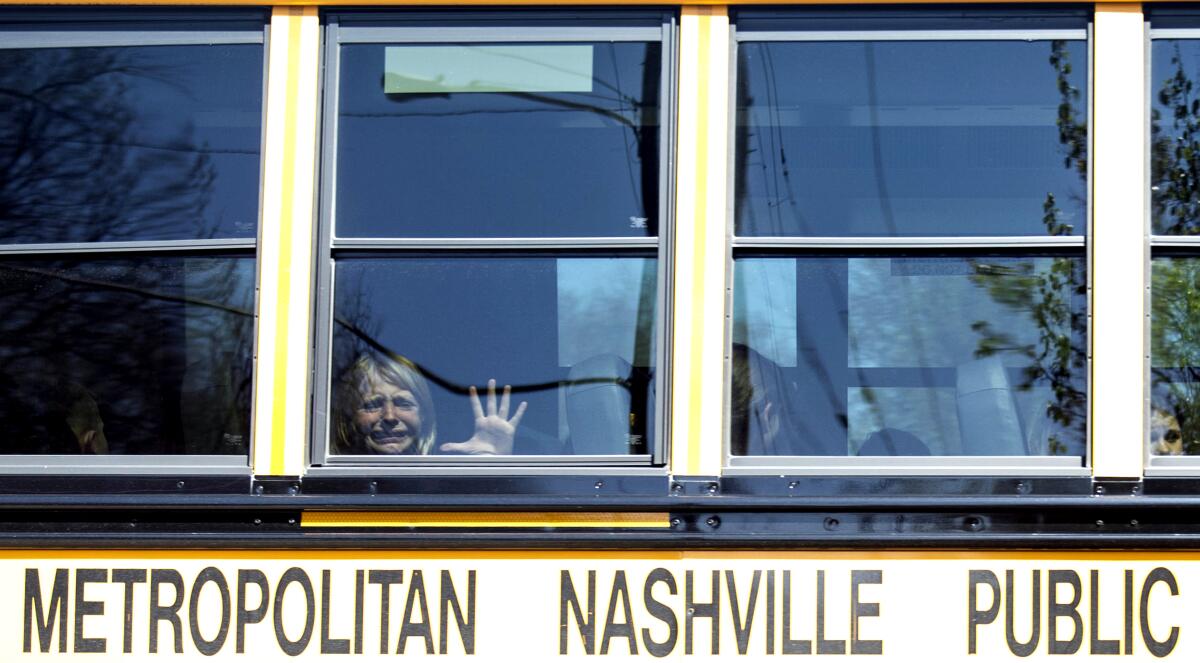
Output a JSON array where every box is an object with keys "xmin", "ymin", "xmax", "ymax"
[
  {"xmin": 1151, "ymin": 256, "xmax": 1200, "ymax": 456},
  {"xmin": 328, "ymin": 256, "xmax": 657, "ymax": 457},
  {"xmin": 0, "ymin": 44, "xmax": 264, "ymax": 243},
  {"xmin": 735, "ymin": 40, "xmax": 1088, "ymax": 237},
  {"xmin": 731, "ymin": 255, "xmax": 1087, "ymax": 458},
  {"xmin": 0, "ymin": 13, "xmax": 263, "ymax": 462},
  {"xmin": 0, "ymin": 256, "xmax": 255, "ymax": 455},
  {"xmin": 1152, "ymin": 40, "xmax": 1200, "ymax": 236},
  {"xmin": 335, "ymin": 41, "xmax": 662, "ymax": 239}
]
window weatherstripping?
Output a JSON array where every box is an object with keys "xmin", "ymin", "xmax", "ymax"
[
  {"xmin": 1148, "ymin": 25, "xmax": 1200, "ymax": 473},
  {"xmin": 311, "ymin": 12, "xmax": 676, "ymax": 469},
  {"xmin": 727, "ymin": 10, "xmax": 1091, "ymax": 474},
  {"xmin": 0, "ymin": 10, "xmax": 266, "ymax": 471}
]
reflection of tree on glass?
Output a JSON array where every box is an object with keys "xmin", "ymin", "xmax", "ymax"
[
  {"xmin": 0, "ymin": 258, "xmax": 255, "ymax": 455},
  {"xmin": 332, "ymin": 353, "xmax": 527, "ymax": 456},
  {"xmin": 1150, "ymin": 41, "xmax": 1200, "ymax": 454},
  {"xmin": 0, "ymin": 45, "xmax": 260, "ymax": 243},
  {"xmin": 968, "ymin": 41, "xmax": 1088, "ymax": 457},
  {"xmin": 1152, "ymin": 43, "xmax": 1200, "ymax": 236},
  {"xmin": 0, "ymin": 40, "xmax": 262, "ymax": 455},
  {"xmin": 1151, "ymin": 258, "xmax": 1200, "ymax": 454}
]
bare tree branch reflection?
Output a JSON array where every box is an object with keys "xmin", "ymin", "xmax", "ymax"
[{"xmin": 0, "ymin": 45, "xmax": 258, "ymax": 455}]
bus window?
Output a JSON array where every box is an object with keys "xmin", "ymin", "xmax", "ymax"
[
  {"xmin": 312, "ymin": 12, "xmax": 672, "ymax": 465},
  {"xmin": 728, "ymin": 8, "xmax": 1090, "ymax": 470},
  {"xmin": 0, "ymin": 10, "xmax": 265, "ymax": 460},
  {"xmin": 1150, "ymin": 14, "xmax": 1200, "ymax": 467}
]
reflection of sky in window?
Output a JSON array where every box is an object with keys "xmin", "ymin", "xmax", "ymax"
[
  {"xmin": 848, "ymin": 258, "xmax": 1043, "ymax": 368},
  {"xmin": 0, "ymin": 44, "xmax": 262, "ymax": 242},
  {"xmin": 384, "ymin": 45, "xmax": 594, "ymax": 93},
  {"xmin": 732, "ymin": 260, "xmax": 797, "ymax": 367},
  {"xmin": 736, "ymin": 39, "xmax": 1088, "ymax": 237},
  {"xmin": 112, "ymin": 45, "xmax": 262, "ymax": 238},
  {"xmin": 1152, "ymin": 41, "xmax": 1200, "ymax": 235},
  {"xmin": 335, "ymin": 42, "xmax": 660, "ymax": 239},
  {"xmin": 556, "ymin": 258, "xmax": 656, "ymax": 367}
]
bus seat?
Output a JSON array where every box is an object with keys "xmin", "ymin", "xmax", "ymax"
[
  {"xmin": 956, "ymin": 356, "xmax": 1027, "ymax": 455},
  {"xmin": 857, "ymin": 427, "xmax": 931, "ymax": 456},
  {"xmin": 565, "ymin": 354, "xmax": 633, "ymax": 455}
]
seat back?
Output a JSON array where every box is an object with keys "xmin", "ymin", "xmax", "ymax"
[{"xmin": 565, "ymin": 354, "xmax": 633, "ymax": 455}]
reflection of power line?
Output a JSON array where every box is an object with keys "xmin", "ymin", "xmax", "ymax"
[
  {"xmin": 0, "ymin": 263, "xmax": 253, "ymax": 318},
  {"xmin": 608, "ymin": 44, "xmax": 641, "ymax": 212},
  {"xmin": 334, "ymin": 316, "xmax": 628, "ymax": 396},
  {"xmin": 0, "ymin": 138, "xmax": 258, "ymax": 157},
  {"xmin": 352, "ymin": 92, "xmax": 646, "ymax": 131}
]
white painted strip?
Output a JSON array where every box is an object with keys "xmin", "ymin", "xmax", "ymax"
[{"xmin": 1091, "ymin": 4, "xmax": 1146, "ymax": 479}]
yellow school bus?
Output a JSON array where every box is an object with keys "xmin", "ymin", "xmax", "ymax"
[{"xmin": 0, "ymin": 0, "xmax": 1196, "ymax": 659}]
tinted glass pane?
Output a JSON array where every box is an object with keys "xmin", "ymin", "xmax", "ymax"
[
  {"xmin": 0, "ymin": 44, "xmax": 263, "ymax": 243},
  {"xmin": 335, "ymin": 42, "xmax": 661, "ymax": 238},
  {"xmin": 1152, "ymin": 40, "xmax": 1200, "ymax": 235},
  {"xmin": 0, "ymin": 256, "xmax": 255, "ymax": 454},
  {"xmin": 329, "ymin": 256, "xmax": 657, "ymax": 456},
  {"xmin": 732, "ymin": 255, "xmax": 1087, "ymax": 457},
  {"xmin": 1151, "ymin": 257, "xmax": 1200, "ymax": 456},
  {"xmin": 735, "ymin": 40, "xmax": 1088, "ymax": 237}
]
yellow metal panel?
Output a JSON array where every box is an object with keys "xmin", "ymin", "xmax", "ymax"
[
  {"xmin": 7, "ymin": 550, "xmax": 1200, "ymax": 660},
  {"xmin": 0, "ymin": 0, "xmax": 1153, "ymax": 5},
  {"xmin": 671, "ymin": 7, "xmax": 730, "ymax": 477},
  {"xmin": 252, "ymin": 7, "xmax": 321, "ymax": 477},
  {"xmin": 1091, "ymin": 4, "xmax": 1146, "ymax": 479},
  {"xmin": 301, "ymin": 511, "xmax": 672, "ymax": 528}
]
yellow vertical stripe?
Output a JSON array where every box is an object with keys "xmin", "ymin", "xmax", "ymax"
[
  {"xmin": 672, "ymin": 7, "xmax": 729, "ymax": 476},
  {"xmin": 254, "ymin": 7, "xmax": 319, "ymax": 476},
  {"xmin": 685, "ymin": 9, "xmax": 713, "ymax": 476},
  {"xmin": 268, "ymin": 9, "xmax": 303, "ymax": 475}
]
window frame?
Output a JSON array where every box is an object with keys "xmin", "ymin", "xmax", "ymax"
[
  {"xmin": 0, "ymin": 9, "xmax": 270, "ymax": 474},
  {"xmin": 308, "ymin": 10, "xmax": 678, "ymax": 471},
  {"xmin": 723, "ymin": 8, "xmax": 1094, "ymax": 476},
  {"xmin": 1145, "ymin": 12, "xmax": 1200, "ymax": 475}
]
